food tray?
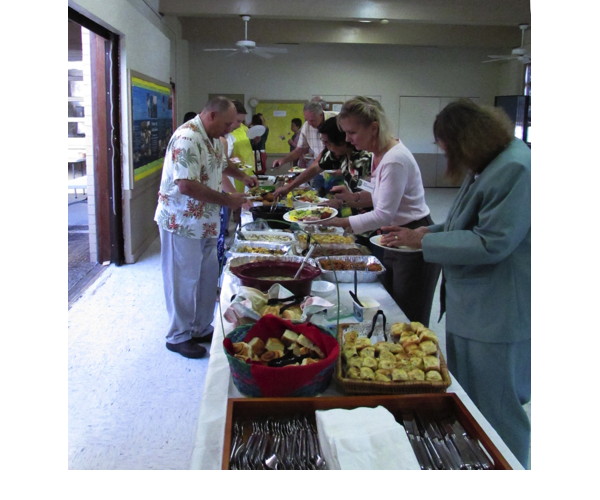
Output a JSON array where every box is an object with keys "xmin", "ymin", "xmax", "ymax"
[
  {"xmin": 229, "ymin": 241, "xmax": 291, "ymax": 257},
  {"xmin": 295, "ymin": 232, "xmax": 356, "ymax": 250},
  {"xmin": 222, "ymin": 394, "xmax": 512, "ymax": 470},
  {"xmin": 237, "ymin": 230, "xmax": 296, "ymax": 244},
  {"xmin": 226, "ymin": 255, "xmax": 318, "ymax": 287},
  {"xmin": 315, "ymin": 255, "xmax": 386, "ymax": 283},
  {"xmin": 335, "ymin": 323, "xmax": 452, "ymax": 395},
  {"xmin": 293, "ymin": 243, "xmax": 370, "ymax": 257},
  {"xmin": 227, "ymin": 254, "xmax": 317, "ymax": 270}
]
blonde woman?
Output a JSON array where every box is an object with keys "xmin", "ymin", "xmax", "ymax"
[{"xmin": 320, "ymin": 96, "xmax": 440, "ymax": 327}]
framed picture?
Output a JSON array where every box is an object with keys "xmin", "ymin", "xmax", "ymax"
[{"xmin": 130, "ymin": 71, "xmax": 173, "ymax": 182}]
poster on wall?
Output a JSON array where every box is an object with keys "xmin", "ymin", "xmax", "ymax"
[{"xmin": 130, "ymin": 72, "xmax": 173, "ymax": 182}]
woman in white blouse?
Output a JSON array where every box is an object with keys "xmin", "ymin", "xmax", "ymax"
[{"xmin": 321, "ymin": 96, "xmax": 440, "ymax": 326}]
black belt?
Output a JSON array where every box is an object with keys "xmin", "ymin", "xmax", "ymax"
[{"xmin": 400, "ymin": 214, "xmax": 433, "ymax": 230}]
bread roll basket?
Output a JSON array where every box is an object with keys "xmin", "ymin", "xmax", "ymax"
[{"xmin": 223, "ymin": 315, "xmax": 339, "ymax": 397}]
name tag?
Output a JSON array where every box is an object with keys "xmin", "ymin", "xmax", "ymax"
[{"xmin": 356, "ymin": 179, "xmax": 374, "ymax": 193}]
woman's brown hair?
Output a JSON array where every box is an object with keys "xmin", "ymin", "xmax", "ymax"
[{"xmin": 433, "ymin": 99, "xmax": 514, "ymax": 182}]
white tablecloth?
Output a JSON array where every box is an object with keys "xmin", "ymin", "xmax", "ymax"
[{"xmin": 190, "ymin": 271, "xmax": 524, "ymax": 470}]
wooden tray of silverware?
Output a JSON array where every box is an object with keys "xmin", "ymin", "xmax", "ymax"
[
  {"xmin": 335, "ymin": 317, "xmax": 451, "ymax": 395},
  {"xmin": 222, "ymin": 393, "xmax": 512, "ymax": 470}
]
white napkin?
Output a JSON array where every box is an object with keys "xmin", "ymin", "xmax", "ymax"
[
  {"xmin": 315, "ymin": 406, "xmax": 421, "ymax": 470},
  {"xmin": 222, "ymin": 285, "xmax": 334, "ymax": 324}
]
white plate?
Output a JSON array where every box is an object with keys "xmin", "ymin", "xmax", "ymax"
[
  {"xmin": 247, "ymin": 125, "xmax": 266, "ymax": 139},
  {"xmin": 293, "ymin": 196, "xmax": 329, "ymax": 208},
  {"xmin": 369, "ymin": 234, "xmax": 422, "ymax": 253},
  {"xmin": 283, "ymin": 206, "xmax": 338, "ymax": 224}
]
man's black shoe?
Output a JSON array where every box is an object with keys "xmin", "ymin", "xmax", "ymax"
[
  {"xmin": 191, "ymin": 332, "xmax": 213, "ymax": 344},
  {"xmin": 166, "ymin": 339, "xmax": 207, "ymax": 359}
]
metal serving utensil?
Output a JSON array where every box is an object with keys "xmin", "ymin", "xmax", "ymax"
[
  {"xmin": 293, "ymin": 244, "xmax": 315, "ymax": 279},
  {"xmin": 451, "ymin": 420, "xmax": 493, "ymax": 470},
  {"xmin": 419, "ymin": 414, "xmax": 461, "ymax": 470},
  {"xmin": 440, "ymin": 419, "xmax": 478, "ymax": 470},
  {"xmin": 401, "ymin": 413, "xmax": 434, "ymax": 470},
  {"xmin": 367, "ymin": 310, "xmax": 387, "ymax": 341}
]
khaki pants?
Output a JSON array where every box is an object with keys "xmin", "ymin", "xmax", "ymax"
[{"xmin": 159, "ymin": 228, "xmax": 219, "ymax": 344}]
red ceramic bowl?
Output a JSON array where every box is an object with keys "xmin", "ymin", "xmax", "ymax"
[{"xmin": 230, "ymin": 260, "xmax": 321, "ymax": 296}]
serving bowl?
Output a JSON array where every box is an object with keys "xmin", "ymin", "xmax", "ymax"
[
  {"xmin": 229, "ymin": 259, "xmax": 321, "ymax": 296},
  {"xmin": 310, "ymin": 280, "xmax": 337, "ymax": 298},
  {"xmin": 249, "ymin": 204, "xmax": 291, "ymax": 230}
]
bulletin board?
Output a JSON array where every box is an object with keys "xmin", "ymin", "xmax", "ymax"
[
  {"xmin": 130, "ymin": 72, "xmax": 173, "ymax": 182},
  {"xmin": 256, "ymin": 101, "xmax": 305, "ymax": 154}
]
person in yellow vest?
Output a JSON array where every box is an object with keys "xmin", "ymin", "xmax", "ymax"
[{"xmin": 226, "ymin": 100, "xmax": 256, "ymax": 193}]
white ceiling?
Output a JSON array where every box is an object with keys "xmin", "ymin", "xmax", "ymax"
[{"xmin": 158, "ymin": 0, "xmax": 531, "ymax": 50}]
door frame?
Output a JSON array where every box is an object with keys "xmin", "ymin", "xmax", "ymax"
[{"xmin": 69, "ymin": 7, "xmax": 124, "ymax": 265}]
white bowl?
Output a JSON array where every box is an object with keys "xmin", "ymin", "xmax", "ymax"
[{"xmin": 311, "ymin": 280, "xmax": 336, "ymax": 298}]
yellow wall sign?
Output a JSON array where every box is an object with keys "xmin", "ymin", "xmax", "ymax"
[{"xmin": 256, "ymin": 101, "xmax": 305, "ymax": 154}]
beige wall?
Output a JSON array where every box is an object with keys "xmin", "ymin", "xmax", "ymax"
[
  {"xmin": 187, "ymin": 42, "xmax": 526, "ymax": 187},
  {"xmin": 186, "ymin": 43, "xmax": 524, "ymax": 129}
]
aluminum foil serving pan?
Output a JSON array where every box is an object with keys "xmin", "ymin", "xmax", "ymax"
[
  {"xmin": 315, "ymin": 255, "xmax": 386, "ymax": 283},
  {"xmin": 295, "ymin": 232, "xmax": 356, "ymax": 250},
  {"xmin": 229, "ymin": 241, "xmax": 291, "ymax": 258},
  {"xmin": 294, "ymin": 243, "xmax": 369, "ymax": 257},
  {"xmin": 237, "ymin": 230, "xmax": 296, "ymax": 244}
]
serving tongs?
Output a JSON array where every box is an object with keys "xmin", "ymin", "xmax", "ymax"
[
  {"xmin": 266, "ymin": 295, "xmax": 305, "ymax": 306},
  {"xmin": 349, "ymin": 269, "xmax": 364, "ymax": 306},
  {"xmin": 366, "ymin": 310, "xmax": 387, "ymax": 341}
]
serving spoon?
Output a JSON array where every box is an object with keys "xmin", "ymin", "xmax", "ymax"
[{"xmin": 293, "ymin": 244, "xmax": 315, "ymax": 279}]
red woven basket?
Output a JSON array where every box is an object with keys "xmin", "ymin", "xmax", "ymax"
[{"xmin": 223, "ymin": 315, "xmax": 339, "ymax": 397}]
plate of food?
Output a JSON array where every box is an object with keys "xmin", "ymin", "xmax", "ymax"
[
  {"xmin": 369, "ymin": 234, "xmax": 422, "ymax": 253},
  {"xmin": 293, "ymin": 195, "xmax": 328, "ymax": 208},
  {"xmin": 283, "ymin": 206, "xmax": 338, "ymax": 224}
]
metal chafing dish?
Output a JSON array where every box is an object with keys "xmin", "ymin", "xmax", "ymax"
[
  {"xmin": 315, "ymin": 255, "xmax": 386, "ymax": 283},
  {"xmin": 236, "ymin": 230, "xmax": 296, "ymax": 244},
  {"xmin": 229, "ymin": 241, "xmax": 291, "ymax": 258}
]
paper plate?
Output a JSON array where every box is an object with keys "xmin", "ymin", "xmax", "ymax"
[
  {"xmin": 247, "ymin": 125, "xmax": 266, "ymax": 139},
  {"xmin": 283, "ymin": 206, "xmax": 338, "ymax": 224},
  {"xmin": 369, "ymin": 234, "xmax": 422, "ymax": 253}
]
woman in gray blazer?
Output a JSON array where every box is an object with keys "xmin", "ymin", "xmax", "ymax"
[{"xmin": 380, "ymin": 99, "xmax": 531, "ymax": 468}]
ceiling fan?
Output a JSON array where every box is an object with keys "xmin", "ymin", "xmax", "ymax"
[
  {"xmin": 203, "ymin": 15, "xmax": 288, "ymax": 59},
  {"xmin": 484, "ymin": 24, "xmax": 531, "ymax": 64}
]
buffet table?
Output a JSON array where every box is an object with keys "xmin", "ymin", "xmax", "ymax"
[{"xmin": 190, "ymin": 268, "xmax": 524, "ymax": 470}]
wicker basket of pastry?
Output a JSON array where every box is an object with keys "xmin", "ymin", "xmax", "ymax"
[
  {"xmin": 335, "ymin": 320, "xmax": 451, "ymax": 395},
  {"xmin": 223, "ymin": 315, "xmax": 339, "ymax": 397}
]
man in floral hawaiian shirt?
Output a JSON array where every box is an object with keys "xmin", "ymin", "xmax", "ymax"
[{"xmin": 155, "ymin": 96, "xmax": 258, "ymax": 358}]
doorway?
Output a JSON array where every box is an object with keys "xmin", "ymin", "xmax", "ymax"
[{"xmin": 68, "ymin": 9, "xmax": 124, "ymax": 304}]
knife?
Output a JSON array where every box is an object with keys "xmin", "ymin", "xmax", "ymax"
[
  {"xmin": 415, "ymin": 414, "xmax": 445, "ymax": 469},
  {"xmin": 423, "ymin": 417, "xmax": 462, "ymax": 470},
  {"xmin": 401, "ymin": 414, "xmax": 434, "ymax": 470},
  {"xmin": 442, "ymin": 419, "xmax": 480, "ymax": 469},
  {"xmin": 439, "ymin": 419, "xmax": 473, "ymax": 470},
  {"xmin": 452, "ymin": 420, "xmax": 493, "ymax": 470}
]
